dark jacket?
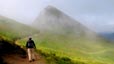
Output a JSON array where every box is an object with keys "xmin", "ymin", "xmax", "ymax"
[{"xmin": 26, "ymin": 40, "xmax": 36, "ymax": 48}]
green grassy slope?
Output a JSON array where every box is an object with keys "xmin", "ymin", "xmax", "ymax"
[
  {"xmin": 18, "ymin": 32, "xmax": 114, "ymax": 64},
  {"xmin": 0, "ymin": 16, "xmax": 38, "ymax": 41}
]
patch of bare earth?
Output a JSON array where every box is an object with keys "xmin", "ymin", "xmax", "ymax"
[{"xmin": 3, "ymin": 52, "xmax": 47, "ymax": 64}]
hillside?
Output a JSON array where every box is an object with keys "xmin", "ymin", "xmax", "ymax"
[
  {"xmin": 0, "ymin": 16, "xmax": 38, "ymax": 41},
  {"xmin": 28, "ymin": 6, "xmax": 114, "ymax": 64},
  {"xmin": 32, "ymin": 6, "xmax": 88, "ymax": 34},
  {"xmin": 32, "ymin": 6, "xmax": 105, "ymax": 41},
  {"xmin": 0, "ymin": 16, "xmax": 40, "ymax": 64}
]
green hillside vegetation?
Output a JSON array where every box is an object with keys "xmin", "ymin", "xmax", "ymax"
[
  {"xmin": 0, "ymin": 15, "xmax": 114, "ymax": 64},
  {"xmin": 18, "ymin": 32, "xmax": 114, "ymax": 64},
  {"xmin": 0, "ymin": 16, "xmax": 38, "ymax": 41}
]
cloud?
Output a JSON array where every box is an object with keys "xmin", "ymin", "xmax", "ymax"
[
  {"xmin": 106, "ymin": 22, "xmax": 114, "ymax": 25},
  {"xmin": 0, "ymin": 0, "xmax": 51, "ymax": 24}
]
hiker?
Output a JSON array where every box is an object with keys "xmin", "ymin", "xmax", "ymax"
[{"xmin": 26, "ymin": 37, "xmax": 36, "ymax": 62}]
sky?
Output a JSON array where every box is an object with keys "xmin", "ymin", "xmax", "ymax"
[{"xmin": 0, "ymin": 0, "xmax": 114, "ymax": 33}]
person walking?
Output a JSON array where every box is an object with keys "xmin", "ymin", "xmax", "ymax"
[{"xmin": 26, "ymin": 37, "xmax": 36, "ymax": 62}]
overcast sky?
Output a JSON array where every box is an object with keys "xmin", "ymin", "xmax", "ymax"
[{"xmin": 0, "ymin": 0, "xmax": 114, "ymax": 33}]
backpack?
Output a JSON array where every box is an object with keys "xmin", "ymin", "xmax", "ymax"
[
  {"xmin": 27, "ymin": 40, "xmax": 34, "ymax": 47},
  {"xmin": 28, "ymin": 43, "xmax": 32, "ymax": 47}
]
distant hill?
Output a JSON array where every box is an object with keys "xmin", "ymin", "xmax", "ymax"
[
  {"xmin": 100, "ymin": 32, "xmax": 114, "ymax": 42},
  {"xmin": 32, "ymin": 6, "xmax": 88, "ymax": 34},
  {"xmin": 0, "ymin": 16, "xmax": 38, "ymax": 41},
  {"xmin": 32, "ymin": 6, "xmax": 105, "ymax": 41},
  {"xmin": 31, "ymin": 6, "xmax": 114, "ymax": 63}
]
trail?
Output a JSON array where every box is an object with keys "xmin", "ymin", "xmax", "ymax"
[
  {"xmin": 3, "ymin": 52, "xmax": 47, "ymax": 64},
  {"xmin": 3, "ymin": 35, "xmax": 47, "ymax": 64}
]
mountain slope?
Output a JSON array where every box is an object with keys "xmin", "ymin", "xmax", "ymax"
[
  {"xmin": 0, "ymin": 15, "xmax": 38, "ymax": 55},
  {"xmin": 30, "ymin": 6, "xmax": 114, "ymax": 63},
  {"xmin": 0, "ymin": 16, "xmax": 39, "ymax": 64},
  {"xmin": 32, "ymin": 6, "xmax": 110, "ymax": 48},
  {"xmin": 32, "ymin": 6, "xmax": 104, "ymax": 40},
  {"xmin": 32, "ymin": 6, "xmax": 85, "ymax": 34},
  {"xmin": 0, "ymin": 16, "xmax": 38, "ymax": 41}
]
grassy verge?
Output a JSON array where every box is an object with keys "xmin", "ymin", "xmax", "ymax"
[{"xmin": 36, "ymin": 48, "xmax": 106, "ymax": 64}]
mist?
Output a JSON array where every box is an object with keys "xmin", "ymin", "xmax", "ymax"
[{"xmin": 0, "ymin": 0, "xmax": 114, "ymax": 33}]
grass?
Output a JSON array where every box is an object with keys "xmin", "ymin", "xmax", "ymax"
[
  {"xmin": 0, "ymin": 17, "xmax": 38, "ymax": 41},
  {"xmin": 17, "ymin": 32, "xmax": 114, "ymax": 64}
]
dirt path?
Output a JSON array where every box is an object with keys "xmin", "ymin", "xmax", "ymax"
[
  {"xmin": 3, "ymin": 52, "xmax": 47, "ymax": 64},
  {"xmin": 3, "ymin": 35, "xmax": 47, "ymax": 64}
]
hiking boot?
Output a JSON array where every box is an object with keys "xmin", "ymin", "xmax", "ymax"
[{"xmin": 32, "ymin": 59, "xmax": 35, "ymax": 61}]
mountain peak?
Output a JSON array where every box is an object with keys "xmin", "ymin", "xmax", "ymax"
[
  {"xmin": 45, "ymin": 5, "xmax": 56, "ymax": 9},
  {"xmin": 32, "ymin": 5, "xmax": 88, "ymax": 34}
]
